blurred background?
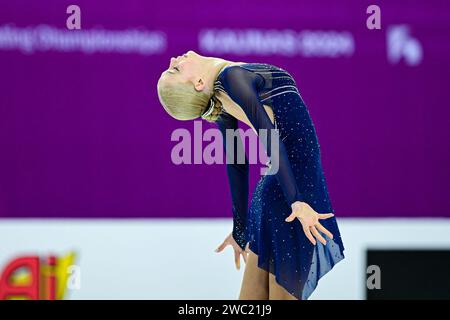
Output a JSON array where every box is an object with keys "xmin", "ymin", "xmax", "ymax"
[{"xmin": 0, "ymin": 0, "xmax": 449, "ymax": 299}]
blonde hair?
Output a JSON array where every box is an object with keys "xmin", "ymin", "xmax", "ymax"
[{"xmin": 156, "ymin": 61, "xmax": 229, "ymax": 123}]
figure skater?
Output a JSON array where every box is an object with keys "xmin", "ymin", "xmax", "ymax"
[{"xmin": 157, "ymin": 50, "xmax": 345, "ymax": 300}]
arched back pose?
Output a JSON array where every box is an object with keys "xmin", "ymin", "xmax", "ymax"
[{"xmin": 157, "ymin": 50, "xmax": 345, "ymax": 300}]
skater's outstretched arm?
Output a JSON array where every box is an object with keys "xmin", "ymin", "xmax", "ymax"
[{"xmin": 216, "ymin": 111, "xmax": 249, "ymax": 251}]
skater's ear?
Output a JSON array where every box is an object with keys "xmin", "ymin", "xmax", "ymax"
[{"xmin": 194, "ymin": 77, "xmax": 209, "ymax": 92}]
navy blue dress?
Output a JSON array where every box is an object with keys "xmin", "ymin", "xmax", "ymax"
[{"xmin": 214, "ymin": 63, "xmax": 345, "ymax": 300}]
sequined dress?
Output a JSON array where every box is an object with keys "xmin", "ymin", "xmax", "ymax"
[{"xmin": 214, "ymin": 63, "xmax": 345, "ymax": 300}]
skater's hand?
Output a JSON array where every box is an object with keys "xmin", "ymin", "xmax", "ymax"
[
  {"xmin": 215, "ymin": 232, "xmax": 250, "ymax": 270},
  {"xmin": 285, "ymin": 201, "xmax": 334, "ymax": 246}
]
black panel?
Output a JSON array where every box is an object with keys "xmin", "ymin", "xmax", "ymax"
[{"xmin": 366, "ymin": 250, "xmax": 450, "ymax": 300}]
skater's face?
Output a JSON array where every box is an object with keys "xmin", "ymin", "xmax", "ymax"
[{"xmin": 160, "ymin": 50, "xmax": 206, "ymax": 91}]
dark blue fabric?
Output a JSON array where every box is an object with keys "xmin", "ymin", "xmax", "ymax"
[
  {"xmin": 216, "ymin": 111, "xmax": 249, "ymax": 250},
  {"xmin": 214, "ymin": 63, "xmax": 345, "ymax": 300}
]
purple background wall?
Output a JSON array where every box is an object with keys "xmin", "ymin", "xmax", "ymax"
[{"xmin": 0, "ymin": 1, "xmax": 449, "ymax": 218}]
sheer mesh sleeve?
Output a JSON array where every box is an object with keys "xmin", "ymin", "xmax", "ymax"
[
  {"xmin": 218, "ymin": 66, "xmax": 304, "ymax": 208},
  {"xmin": 216, "ymin": 111, "xmax": 249, "ymax": 251}
]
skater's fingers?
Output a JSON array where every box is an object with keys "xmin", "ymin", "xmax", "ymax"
[
  {"xmin": 234, "ymin": 250, "xmax": 241, "ymax": 270},
  {"xmin": 303, "ymin": 225, "xmax": 316, "ymax": 245},
  {"xmin": 215, "ymin": 241, "xmax": 227, "ymax": 253},
  {"xmin": 310, "ymin": 226, "xmax": 327, "ymax": 245},
  {"xmin": 315, "ymin": 222, "xmax": 334, "ymax": 239},
  {"xmin": 318, "ymin": 213, "xmax": 334, "ymax": 220},
  {"xmin": 285, "ymin": 212, "xmax": 297, "ymax": 222}
]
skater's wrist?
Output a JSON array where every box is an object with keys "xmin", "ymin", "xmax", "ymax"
[{"xmin": 291, "ymin": 201, "xmax": 306, "ymax": 211}]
